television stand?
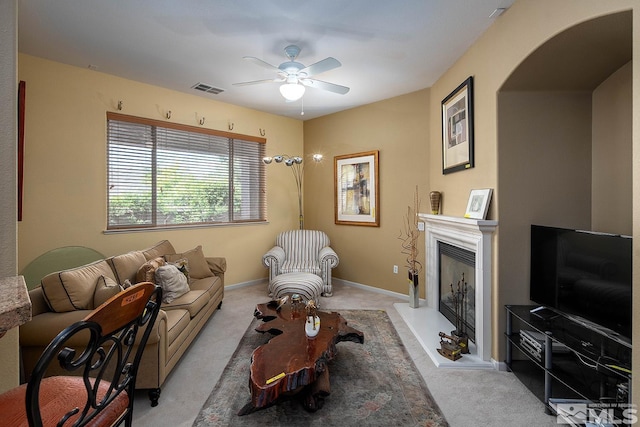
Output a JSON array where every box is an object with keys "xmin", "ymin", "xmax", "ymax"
[{"xmin": 505, "ymin": 305, "xmax": 631, "ymax": 422}]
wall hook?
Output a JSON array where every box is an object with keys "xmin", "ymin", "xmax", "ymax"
[
  {"xmin": 259, "ymin": 128, "xmax": 266, "ymax": 137},
  {"xmin": 228, "ymin": 122, "xmax": 234, "ymax": 131},
  {"xmin": 166, "ymin": 110, "xmax": 172, "ymax": 119},
  {"xmin": 199, "ymin": 117, "xmax": 206, "ymax": 125},
  {"xmin": 117, "ymin": 100, "xmax": 123, "ymax": 111}
]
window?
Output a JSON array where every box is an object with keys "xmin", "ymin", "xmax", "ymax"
[{"xmin": 107, "ymin": 112, "xmax": 266, "ymax": 230}]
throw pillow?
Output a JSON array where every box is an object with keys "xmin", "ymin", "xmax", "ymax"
[
  {"xmin": 41, "ymin": 259, "xmax": 116, "ymax": 312},
  {"xmin": 142, "ymin": 240, "xmax": 177, "ymax": 261},
  {"xmin": 107, "ymin": 250, "xmax": 147, "ymax": 285},
  {"xmin": 136, "ymin": 256, "xmax": 166, "ymax": 284},
  {"xmin": 155, "ymin": 264, "xmax": 190, "ymax": 303},
  {"xmin": 165, "ymin": 245, "xmax": 214, "ymax": 280},
  {"xmin": 93, "ymin": 275, "xmax": 123, "ymax": 308},
  {"xmin": 169, "ymin": 258, "xmax": 190, "ymax": 282}
]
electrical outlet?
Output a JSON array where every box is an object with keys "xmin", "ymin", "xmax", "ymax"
[
  {"xmin": 393, "ymin": 265, "xmax": 398, "ymax": 274},
  {"xmin": 417, "ymin": 221, "xmax": 425, "ymax": 231}
]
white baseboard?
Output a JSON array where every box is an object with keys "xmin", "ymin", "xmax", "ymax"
[
  {"xmin": 494, "ymin": 359, "xmax": 508, "ymax": 371},
  {"xmin": 225, "ymin": 279, "xmax": 265, "ymax": 290},
  {"xmin": 226, "ymin": 277, "xmax": 420, "ymax": 303},
  {"xmin": 332, "ymin": 277, "xmax": 423, "ymax": 302}
]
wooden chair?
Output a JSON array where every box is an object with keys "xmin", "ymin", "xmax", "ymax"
[{"xmin": 0, "ymin": 282, "xmax": 161, "ymax": 427}]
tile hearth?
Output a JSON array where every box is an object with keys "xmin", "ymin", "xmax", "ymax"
[{"xmin": 395, "ymin": 301, "xmax": 494, "ymax": 369}]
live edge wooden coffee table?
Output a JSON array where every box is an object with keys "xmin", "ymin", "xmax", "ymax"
[{"xmin": 238, "ymin": 300, "xmax": 364, "ymax": 415}]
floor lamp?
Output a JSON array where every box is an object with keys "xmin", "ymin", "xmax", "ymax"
[{"xmin": 263, "ymin": 154, "xmax": 323, "ymax": 229}]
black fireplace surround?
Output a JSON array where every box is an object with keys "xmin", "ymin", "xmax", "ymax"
[{"xmin": 439, "ymin": 242, "xmax": 476, "ymax": 342}]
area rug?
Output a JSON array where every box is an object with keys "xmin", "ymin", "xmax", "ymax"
[{"xmin": 193, "ymin": 309, "xmax": 448, "ymax": 426}]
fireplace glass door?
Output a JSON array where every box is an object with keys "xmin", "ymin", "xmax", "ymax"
[{"xmin": 439, "ymin": 242, "xmax": 476, "ymax": 342}]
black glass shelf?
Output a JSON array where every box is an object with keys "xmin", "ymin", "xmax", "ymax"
[{"xmin": 505, "ymin": 305, "xmax": 631, "ymax": 416}]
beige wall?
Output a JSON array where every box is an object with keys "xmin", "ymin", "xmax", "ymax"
[
  {"xmin": 305, "ymin": 0, "xmax": 638, "ymax": 401},
  {"xmin": 7, "ymin": 0, "xmax": 639, "ymax": 404},
  {"xmin": 0, "ymin": 0, "xmax": 20, "ymax": 394},
  {"xmin": 304, "ymin": 90, "xmax": 430, "ymax": 296},
  {"xmin": 427, "ymin": 0, "xmax": 638, "ymax": 403},
  {"xmin": 497, "ymin": 63, "xmax": 632, "ymax": 339},
  {"xmin": 17, "ymin": 54, "xmax": 304, "ymax": 286},
  {"xmin": 592, "ymin": 62, "xmax": 633, "ymax": 234},
  {"xmin": 497, "ymin": 91, "xmax": 593, "ymax": 304},
  {"xmin": 633, "ymin": 12, "xmax": 640, "ymax": 414},
  {"xmin": 428, "ymin": 0, "xmax": 636, "ymax": 357}
]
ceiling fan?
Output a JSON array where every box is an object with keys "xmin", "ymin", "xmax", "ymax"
[{"xmin": 233, "ymin": 45, "xmax": 350, "ymax": 102}]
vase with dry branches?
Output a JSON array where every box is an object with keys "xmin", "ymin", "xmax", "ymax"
[{"xmin": 398, "ymin": 186, "xmax": 422, "ymax": 308}]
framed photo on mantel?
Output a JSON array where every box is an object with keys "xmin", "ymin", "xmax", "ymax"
[
  {"xmin": 464, "ymin": 188, "xmax": 492, "ymax": 220},
  {"xmin": 442, "ymin": 76, "xmax": 474, "ymax": 174}
]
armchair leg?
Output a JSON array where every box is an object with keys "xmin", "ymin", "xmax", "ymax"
[{"xmin": 148, "ymin": 388, "xmax": 161, "ymax": 407}]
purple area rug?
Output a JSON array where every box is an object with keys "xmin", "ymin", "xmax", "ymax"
[{"xmin": 192, "ymin": 309, "xmax": 448, "ymax": 427}]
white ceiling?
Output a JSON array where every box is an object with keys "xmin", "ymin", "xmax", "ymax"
[{"xmin": 18, "ymin": 0, "xmax": 514, "ymax": 120}]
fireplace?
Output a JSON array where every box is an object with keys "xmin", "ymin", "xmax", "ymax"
[
  {"xmin": 394, "ymin": 213, "xmax": 497, "ymax": 368},
  {"xmin": 439, "ymin": 242, "xmax": 475, "ymax": 342}
]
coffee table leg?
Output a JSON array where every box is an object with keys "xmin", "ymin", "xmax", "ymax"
[
  {"xmin": 237, "ymin": 401, "xmax": 257, "ymax": 416},
  {"xmin": 303, "ymin": 368, "xmax": 331, "ymax": 412}
]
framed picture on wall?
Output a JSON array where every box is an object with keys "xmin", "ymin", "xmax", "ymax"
[
  {"xmin": 334, "ymin": 150, "xmax": 379, "ymax": 226},
  {"xmin": 18, "ymin": 81, "xmax": 25, "ymax": 221},
  {"xmin": 442, "ymin": 76, "xmax": 474, "ymax": 174}
]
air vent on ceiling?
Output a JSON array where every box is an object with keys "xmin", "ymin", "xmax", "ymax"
[{"xmin": 191, "ymin": 83, "xmax": 224, "ymax": 95}]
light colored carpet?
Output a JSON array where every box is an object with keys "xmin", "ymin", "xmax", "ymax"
[{"xmin": 132, "ymin": 281, "xmax": 557, "ymax": 426}]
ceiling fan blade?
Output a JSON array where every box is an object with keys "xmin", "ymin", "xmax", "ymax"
[
  {"xmin": 232, "ymin": 77, "xmax": 284, "ymax": 86},
  {"xmin": 299, "ymin": 57, "xmax": 341, "ymax": 77},
  {"xmin": 300, "ymin": 78, "xmax": 350, "ymax": 95},
  {"xmin": 243, "ymin": 56, "xmax": 281, "ymax": 71}
]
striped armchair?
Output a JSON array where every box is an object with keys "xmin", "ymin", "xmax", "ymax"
[{"xmin": 262, "ymin": 230, "xmax": 339, "ymax": 296}]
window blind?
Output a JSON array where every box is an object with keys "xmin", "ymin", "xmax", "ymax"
[{"xmin": 107, "ymin": 113, "xmax": 266, "ymax": 229}]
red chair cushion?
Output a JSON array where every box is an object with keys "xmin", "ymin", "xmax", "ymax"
[{"xmin": 0, "ymin": 376, "xmax": 129, "ymax": 426}]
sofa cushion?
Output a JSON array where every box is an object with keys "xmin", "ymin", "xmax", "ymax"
[
  {"xmin": 189, "ymin": 276, "xmax": 220, "ymax": 299},
  {"xmin": 136, "ymin": 257, "xmax": 166, "ymax": 284},
  {"xmin": 142, "ymin": 240, "xmax": 176, "ymax": 261},
  {"xmin": 41, "ymin": 259, "xmax": 116, "ymax": 313},
  {"xmin": 107, "ymin": 251, "xmax": 146, "ymax": 286},
  {"xmin": 161, "ymin": 290, "xmax": 209, "ymax": 318},
  {"xmin": 165, "ymin": 246, "xmax": 213, "ymax": 280},
  {"xmin": 20, "ymin": 310, "xmax": 92, "ymax": 346},
  {"xmin": 155, "ymin": 264, "xmax": 190, "ymax": 304},
  {"xmin": 93, "ymin": 275, "xmax": 123, "ymax": 308}
]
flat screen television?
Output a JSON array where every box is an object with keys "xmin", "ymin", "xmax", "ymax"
[{"xmin": 530, "ymin": 224, "xmax": 632, "ymax": 341}]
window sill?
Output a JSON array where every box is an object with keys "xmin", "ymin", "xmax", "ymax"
[{"xmin": 103, "ymin": 221, "xmax": 268, "ymax": 234}]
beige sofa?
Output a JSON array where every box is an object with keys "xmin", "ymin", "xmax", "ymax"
[{"xmin": 19, "ymin": 240, "xmax": 225, "ymax": 406}]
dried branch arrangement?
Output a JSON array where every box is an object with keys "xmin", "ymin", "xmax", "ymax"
[{"xmin": 398, "ymin": 185, "xmax": 422, "ymax": 279}]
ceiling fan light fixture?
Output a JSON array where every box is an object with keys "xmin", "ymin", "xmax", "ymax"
[{"xmin": 279, "ymin": 82, "xmax": 305, "ymax": 101}]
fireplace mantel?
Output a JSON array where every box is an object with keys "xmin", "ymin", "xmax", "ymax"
[{"xmin": 403, "ymin": 213, "xmax": 497, "ymax": 367}]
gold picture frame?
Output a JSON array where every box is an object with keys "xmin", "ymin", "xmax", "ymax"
[{"xmin": 334, "ymin": 150, "xmax": 379, "ymax": 226}]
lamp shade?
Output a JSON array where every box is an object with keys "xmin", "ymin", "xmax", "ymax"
[{"xmin": 279, "ymin": 83, "xmax": 305, "ymax": 101}]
